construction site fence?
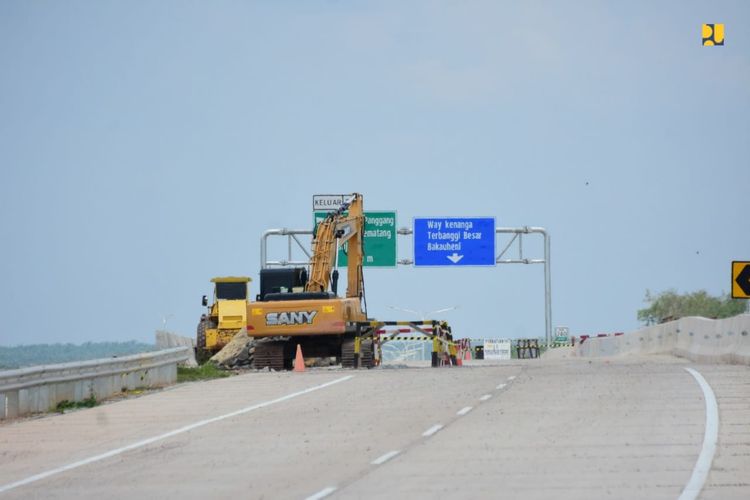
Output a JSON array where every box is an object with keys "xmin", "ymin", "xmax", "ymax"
[{"xmin": 377, "ymin": 334, "xmax": 561, "ymax": 363}]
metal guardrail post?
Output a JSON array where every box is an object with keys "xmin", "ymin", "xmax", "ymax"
[{"xmin": 2, "ymin": 390, "xmax": 19, "ymax": 419}]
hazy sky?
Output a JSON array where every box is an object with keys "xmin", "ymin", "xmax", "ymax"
[{"xmin": 1, "ymin": 1, "xmax": 748, "ymax": 346}]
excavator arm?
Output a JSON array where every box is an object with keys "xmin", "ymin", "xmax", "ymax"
[
  {"xmin": 342, "ymin": 195, "xmax": 364, "ymax": 299},
  {"xmin": 305, "ymin": 213, "xmax": 338, "ymax": 293},
  {"xmin": 305, "ymin": 193, "xmax": 364, "ymax": 300}
]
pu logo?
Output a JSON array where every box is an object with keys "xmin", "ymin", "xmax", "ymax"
[{"xmin": 702, "ymin": 24, "xmax": 724, "ymax": 46}]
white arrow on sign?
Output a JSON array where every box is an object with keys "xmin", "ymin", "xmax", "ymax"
[{"xmin": 447, "ymin": 253, "xmax": 464, "ymax": 264}]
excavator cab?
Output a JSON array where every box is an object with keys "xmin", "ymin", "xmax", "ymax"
[
  {"xmin": 257, "ymin": 268, "xmax": 307, "ymax": 300},
  {"xmin": 257, "ymin": 267, "xmax": 337, "ymax": 302}
]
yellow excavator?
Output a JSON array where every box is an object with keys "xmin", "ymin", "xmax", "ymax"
[{"xmin": 246, "ymin": 193, "xmax": 372, "ymax": 369}]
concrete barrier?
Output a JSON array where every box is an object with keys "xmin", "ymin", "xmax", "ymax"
[
  {"xmin": 155, "ymin": 330, "xmax": 198, "ymax": 367},
  {"xmin": 0, "ymin": 347, "xmax": 190, "ymax": 420},
  {"xmin": 575, "ymin": 314, "xmax": 750, "ymax": 365}
]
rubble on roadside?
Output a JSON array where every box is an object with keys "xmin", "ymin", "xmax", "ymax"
[{"xmin": 210, "ymin": 328, "xmax": 256, "ymax": 369}]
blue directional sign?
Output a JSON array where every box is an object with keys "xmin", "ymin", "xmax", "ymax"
[{"xmin": 413, "ymin": 217, "xmax": 496, "ymax": 266}]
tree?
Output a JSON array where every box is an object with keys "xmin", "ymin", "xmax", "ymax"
[{"xmin": 638, "ymin": 289, "xmax": 748, "ymax": 325}]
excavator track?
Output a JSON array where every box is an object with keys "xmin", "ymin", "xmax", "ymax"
[
  {"xmin": 341, "ymin": 338, "xmax": 355, "ymax": 368},
  {"xmin": 341, "ymin": 338, "xmax": 374, "ymax": 369},
  {"xmin": 253, "ymin": 340, "xmax": 287, "ymax": 371},
  {"xmin": 360, "ymin": 340, "xmax": 374, "ymax": 368}
]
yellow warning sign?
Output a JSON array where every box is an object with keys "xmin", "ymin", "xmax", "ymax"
[{"xmin": 732, "ymin": 261, "xmax": 750, "ymax": 299}]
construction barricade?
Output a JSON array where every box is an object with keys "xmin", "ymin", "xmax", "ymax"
[
  {"xmin": 348, "ymin": 320, "xmax": 459, "ymax": 368},
  {"xmin": 516, "ymin": 339, "xmax": 540, "ymax": 359}
]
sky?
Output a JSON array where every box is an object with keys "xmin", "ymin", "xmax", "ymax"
[{"xmin": 1, "ymin": 1, "xmax": 748, "ymax": 346}]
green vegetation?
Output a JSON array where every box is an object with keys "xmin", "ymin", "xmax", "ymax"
[
  {"xmin": 638, "ymin": 289, "xmax": 748, "ymax": 325},
  {"xmin": 54, "ymin": 395, "xmax": 98, "ymax": 413},
  {"xmin": 0, "ymin": 341, "xmax": 155, "ymax": 370},
  {"xmin": 177, "ymin": 363, "xmax": 232, "ymax": 382}
]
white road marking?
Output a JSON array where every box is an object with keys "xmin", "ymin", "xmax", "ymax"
[
  {"xmin": 496, "ymin": 383, "xmax": 507, "ymax": 390},
  {"xmin": 479, "ymin": 394, "xmax": 492, "ymax": 401},
  {"xmin": 456, "ymin": 406, "xmax": 473, "ymax": 416},
  {"xmin": 679, "ymin": 367, "xmax": 719, "ymax": 500},
  {"xmin": 371, "ymin": 450, "xmax": 401, "ymax": 465},
  {"xmin": 422, "ymin": 424, "xmax": 443, "ymax": 437},
  {"xmin": 507, "ymin": 375, "xmax": 516, "ymax": 381},
  {"xmin": 0, "ymin": 375, "xmax": 355, "ymax": 495},
  {"xmin": 306, "ymin": 486, "xmax": 337, "ymax": 500}
]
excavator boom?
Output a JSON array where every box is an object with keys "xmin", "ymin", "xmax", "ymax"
[{"xmin": 305, "ymin": 193, "xmax": 364, "ymax": 300}]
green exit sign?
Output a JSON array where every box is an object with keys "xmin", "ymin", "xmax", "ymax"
[{"xmin": 313, "ymin": 211, "xmax": 397, "ymax": 267}]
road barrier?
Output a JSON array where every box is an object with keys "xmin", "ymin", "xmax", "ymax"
[
  {"xmin": 0, "ymin": 347, "xmax": 191, "ymax": 420},
  {"xmin": 456, "ymin": 338, "xmax": 471, "ymax": 361},
  {"xmin": 516, "ymin": 339, "xmax": 540, "ymax": 359},
  {"xmin": 576, "ymin": 314, "xmax": 750, "ymax": 365},
  {"xmin": 360, "ymin": 320, "xmax": 459, "ymax": 368},
  {"xmin": 549, "ymin": 340, "xmax": 573, "ymax": 348}
]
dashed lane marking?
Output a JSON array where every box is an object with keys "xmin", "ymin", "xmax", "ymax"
[
  {"xmin": 479, "ymin": 394, "xmax": 492, "ymax": 401},
  {"xmin": 371, "ymin": 451, "xmax": 401, "ymax": 465},
  {"xmin": 456, "ymin": 406, "xmax": 473, "ymax": 416},
  {"xmin": 422, "ymin": 424, "xmax": 443, "ymax": 437},
  {"xmin": 507, "ymin": 375, "xmax": 516, "ymax": 381},
  {"xmin": 496, "ymin": 383, "xmax": 507, "ymax": 390},
  {"xmin": 305, "ymin": 486, "xmax": 337, "ymax": 500}
]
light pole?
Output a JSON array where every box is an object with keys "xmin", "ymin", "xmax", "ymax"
[{"xmin": 161, "ymin": 314, "xmax": 174, "ymax": 331}]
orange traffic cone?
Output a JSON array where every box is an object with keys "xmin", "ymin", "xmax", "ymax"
[{"xmin": 293, "ymin": 344, "xmax": 305, "ymax": 372}]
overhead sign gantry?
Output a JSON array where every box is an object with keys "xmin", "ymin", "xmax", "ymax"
[{"xmin": 262, "ymin": 200, "xmax": 552, "ymax": 344}]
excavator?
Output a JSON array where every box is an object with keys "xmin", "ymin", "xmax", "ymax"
[{"xmin": 245, "ymin": 193, "xmax": 374, "ymax": 369}]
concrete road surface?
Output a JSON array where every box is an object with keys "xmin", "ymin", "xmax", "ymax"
[{"xmin": 0, "ymin": 355, "xmax": 748, "ymax": 499}]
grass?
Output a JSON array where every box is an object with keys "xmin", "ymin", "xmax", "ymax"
[
  {"xmin": 177, "ymin": 363, "xmax": 233, "ymax": 382},
  {"xmin": 54, "ymin": 394, "xmax": 98, "ymax": 413}
]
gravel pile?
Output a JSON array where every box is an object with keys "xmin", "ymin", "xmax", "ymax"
[{"xmin": 210, "ymin": 328, "xmax": 256, "ymax": 369}]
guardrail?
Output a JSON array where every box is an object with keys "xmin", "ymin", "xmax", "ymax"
[{"xmin": 0, "ymin": 347, "xmax": 191, "ymax": 420}]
